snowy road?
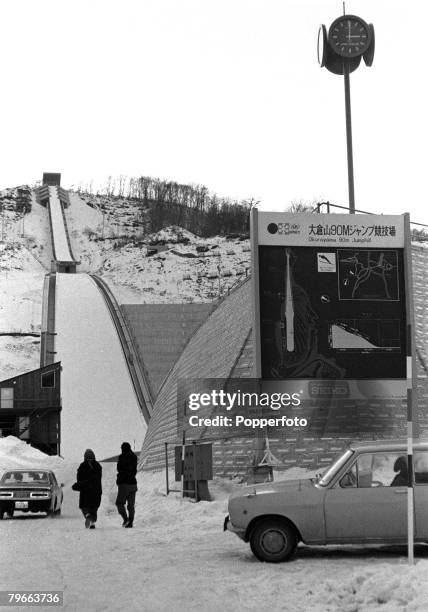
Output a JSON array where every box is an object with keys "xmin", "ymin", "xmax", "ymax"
[
  {"xmin": 2, "ymin": 464, "xmax": 428, "ymax": 612},
  {"xmin": 55, "ymin": 274, "xmax": 146, "ymax": 461}
]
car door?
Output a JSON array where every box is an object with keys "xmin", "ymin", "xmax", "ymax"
[
  {"xmin": 414, "ymin": 451, "xmax": 428, "ymax": 540},
  {"xmin": 324, "ymin": 451, "xmax": 407, "ymax": 542}
]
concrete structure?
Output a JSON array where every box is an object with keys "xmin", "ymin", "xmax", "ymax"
[
  {"xmin": 139, "ymin": 246, "xmax": 428, "ymax": 476},
  {"xmin": 122, "ymin": 304, "xmax": 215, "ymax": 398}
]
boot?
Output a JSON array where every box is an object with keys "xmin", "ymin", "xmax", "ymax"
[
  {"xmin": 118, "ymin": 508, "xmax": 128, "ymax": 526},
  {"xmin": 125, "ymin": 509, "xmax": 134, "ymax": 528}
]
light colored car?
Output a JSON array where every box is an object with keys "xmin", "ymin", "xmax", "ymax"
[
  {"xmin": 0, "ymin": 469, "xmax": 64, "ymax": 519},
  {"xmin": 224, "ymin": 440, "xmax": 428, "ymax": 562}
]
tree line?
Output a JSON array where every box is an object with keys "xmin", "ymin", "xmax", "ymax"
[{"xmin": 77, "ymin": 175, "xmax": 257, "ymax": 237}]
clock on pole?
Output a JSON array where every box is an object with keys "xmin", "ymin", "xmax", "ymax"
[{"xmin": 318, "ymin": 14, "xmax": 375, "ymax": 213}]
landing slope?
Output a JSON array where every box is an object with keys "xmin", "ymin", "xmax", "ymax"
[{"xmin": 54, "ymin": 273, "xmax": 146, "ymax": 460}]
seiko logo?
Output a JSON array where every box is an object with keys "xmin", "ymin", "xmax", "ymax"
[
  {"xmin": 309, "ymin": 381, "xmax": 350, "ymax": 398},
  {"xmin": 267, "ymin": 222, "xmax": 301, "ymax": 235}
]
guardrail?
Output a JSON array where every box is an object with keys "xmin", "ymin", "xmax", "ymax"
[
  {"xmin": 58, "ymin": 196, "xmax": 77, "ymax": 262},
  {"xmin": 90, "ymin": 274, "xmax": 153, "ymax": 424}
]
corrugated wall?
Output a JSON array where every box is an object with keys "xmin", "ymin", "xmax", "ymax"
[
  {"xmin": 122, "ymin": 304, "xmax": 215, "ymax": 397},
  {"xmin": 138, "ymin": 281, "xmax": 252, "ymax": 470}
]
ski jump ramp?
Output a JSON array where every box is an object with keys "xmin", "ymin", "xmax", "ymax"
[
  {"xmin": 54, "ymin": 273, "xmax": 147, "ymax": 461},
  {"xmin": 48, "ymin": 186, "xmax": 75, "ymax": 265},
  {"xmin": 39, "ymin": 186, "xmax": 149, "ymax": 460}
]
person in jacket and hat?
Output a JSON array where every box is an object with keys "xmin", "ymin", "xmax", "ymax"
[
  {"xmin": 76, "ymin": 449, "xmax": 102, "ymax": 529},
  {"xmin": 116, "ymin": 442, "xmax": 138, "ymax": 528}
]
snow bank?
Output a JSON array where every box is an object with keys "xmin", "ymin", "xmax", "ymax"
[
  {"xmin": 0, "ymin": 436, "xmax": 64, "ymax": 472},
  {"xmin": 320, "ymin": 561, "xmax": 428, "ymax": 611}
]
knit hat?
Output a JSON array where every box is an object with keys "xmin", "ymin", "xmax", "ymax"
[{"xmin": 84, "ymin": 449, "xmax": 96, "ymax": 461}]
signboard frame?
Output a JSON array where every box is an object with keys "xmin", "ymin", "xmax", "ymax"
[{"xmin": 250, "ymin": 207, "xmax": 416, "ymax": 563}]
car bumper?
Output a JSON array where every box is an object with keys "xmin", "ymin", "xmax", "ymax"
[
  {"xmin": 0, "ymin": 499, "xmax": 52, "ymax": 512},
  {"xmin": 223, "ymin": 515, "xmax": 246, "ymax": 540}
]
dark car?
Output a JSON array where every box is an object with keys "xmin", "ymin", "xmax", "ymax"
[{"xmin": 0, "ymin": 469, "xmax": 64, "ymax": 519}]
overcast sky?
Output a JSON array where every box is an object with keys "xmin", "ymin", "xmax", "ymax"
[{"xmin": 1, "ymin": 1, "xmax": 427, "ymax": 222}]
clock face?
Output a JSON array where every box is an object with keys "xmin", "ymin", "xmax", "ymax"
[{"xmin": 328, "ymin": 15, "xmax": 371, "ymax": 58}]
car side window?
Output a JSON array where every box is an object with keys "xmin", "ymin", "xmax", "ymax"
[
  {"xmin": 415, "ymin": 452, "xmax": 428, "ymax": 484},
  {"xmin": 339, "ymin": 462, "xmax": 357, "ymax": 488},
  {"xmin": 356, "ymin": 452, "xmax": 408, "ymax": 488}
]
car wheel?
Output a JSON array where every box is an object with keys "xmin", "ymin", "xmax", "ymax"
[
  {"xmin": 6, "ymin": 509, "xmax": 14, "ymax": 519},
  {"xmin": 46, "ymin": 505, "xmax": 55, "ymax": 517},
  {"xmin": 250, "ymin": 518, "xmax": 298, "ymax": 563}
]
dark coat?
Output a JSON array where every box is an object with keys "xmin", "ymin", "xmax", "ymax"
[
  {"xmin": 116, "ymin": 449, "xmax": 137, "ymax": 485},
  {"xmin": 77, "ymin": 460, "xmax": 102, "ymax": 509},
  {"xmin": 391, "ymin": 456, "xmax": 408, "ymax": 487}
]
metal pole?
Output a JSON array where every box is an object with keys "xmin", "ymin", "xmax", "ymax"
[
  {"xmin": 250, "ymin": 208, "xmax": 262, "ymax": 377},
  {"xmin": 404, "ymin": 212, "xmax": 416, "ymax": 565},
  {"xmin": 165, "ymin": 442, "xmax": 169, "ymax": 496},
  {"xmin": 192, "ymin": 440, "xmax": 198, "ymax": 502},
  {"xmin": 343, "ymin": 61, "xmax": 356, "ymax": 213},
  {"xmin": 181, "ymin": 401, "xmax": 186, "ymax": 498}
]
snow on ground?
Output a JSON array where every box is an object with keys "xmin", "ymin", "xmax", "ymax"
[
  {"xmin": 6, "ymin": 193, "xmax": 52, "ymax": 269},
  {"xmin": 97, "ymin": 231, "xmax": 250, "ymax": 304},
  {"xmin": 0, "ymin": 336, "xmax": 40, "ymax": 382},
  {"xmin": 0, "ymin": 252, "xmax": 44, "ymax": 380},
  {"xmin": 64, "ymin": 191, "xmax": 250, "ymax": 304},
  {"xmin": 1, "ymin": 437, "xmax": 428, "ymax": 612},
  {"xmin": 0, "ymin": 270, "xmax": 44, "ymax": 334},
  {"xmin": 0, "ymin": 436, "xmax": 64, "ymax": 472}
]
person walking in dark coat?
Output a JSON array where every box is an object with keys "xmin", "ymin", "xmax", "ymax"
[
  {"xmin": 116, "ymin": 442, "xmax": 138, "ymax": 528},
  {"xmin": 76, "ymin": 449, "xmax": 102, "ymax": 529}
]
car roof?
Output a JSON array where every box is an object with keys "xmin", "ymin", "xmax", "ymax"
[
  {"xmin": 350, "ymin": 439, "xmax": 428, "ymax": 453},
  {"xmin": 1, "ymin": 469, "xmax": 54, "ymax": 474}
]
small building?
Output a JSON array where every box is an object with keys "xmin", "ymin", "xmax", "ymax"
[
  {"xmin": 0, "ymin": 363, "xmax": 62, "ymax": 456},
  {"xmin": 42, "ymin": 173, "xmax": 61, "ymax": 186}
]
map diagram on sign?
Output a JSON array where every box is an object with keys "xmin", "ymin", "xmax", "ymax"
[
  {"xmin": 338, "ymin": 250, "xmax": 399, "ymax": 301},
  {"xmin": 328, "ymin": 319, "xmax": 401, "ymax": 352}
]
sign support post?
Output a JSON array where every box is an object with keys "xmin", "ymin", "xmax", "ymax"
[
  {"xmin": 343, "ymin": 61, "xmax": 355, "ymax": 213},
  {"xmin": 403, "ymin": 212, "xmax": 416, "ymax": 565}
]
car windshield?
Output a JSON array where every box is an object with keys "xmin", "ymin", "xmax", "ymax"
[
  {"xmin": 0, "ymin": 471, "xmax": 50, "ymax": 485},
  {"xmin": 317, "ymin": 450, "xmax": 354, "ymax": 486}
]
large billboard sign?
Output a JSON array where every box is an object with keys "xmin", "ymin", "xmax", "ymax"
[{"xmin": 251, "ymin": 211, "xmax": 411, "ymax": 399}]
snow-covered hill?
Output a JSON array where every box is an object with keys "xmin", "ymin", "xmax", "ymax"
[{"xmin": 0, "ymin": 188, "xmax": 250, "ymax": 380}]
